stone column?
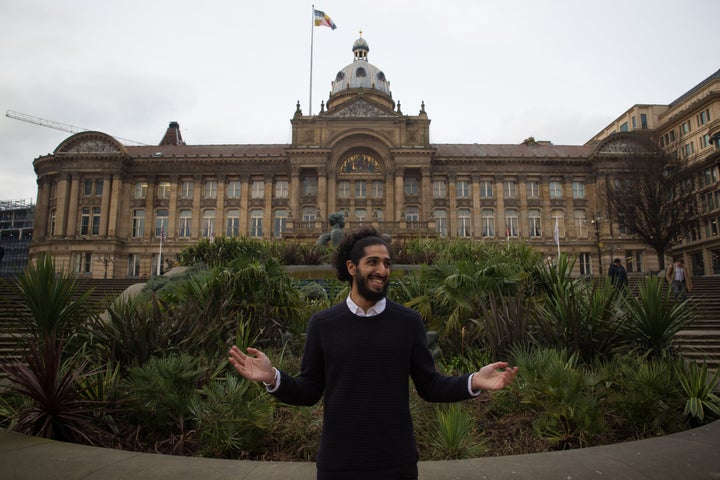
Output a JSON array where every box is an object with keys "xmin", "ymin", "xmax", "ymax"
[
  {"xmin": 239, "ymin": 176, "xmax": 249, "ymax": 236},
  {"xmin": 66, "ymin": 174, "xmax": 80, "ymax": 238},
  {"xmin": 100, "ymin": 175, "xmax": 112, "ymax": 237},
  {"xmin": 448, "ymin": 174, "xmax": 457, "ymax": 238},
  {"xmin": 471, "ymin": 175, "xmax": 481, "ymax": 239},
  {"xmin": 107, "ymin": 174, "xmax": 122, "ymax": 238},
  {"xmin": 215, "ymin": 175, "xmax": 226, "ymax": 237},
  {"xmin": 394, "ymin": 168, "xmax": 405, "ymax": 221},
  {"xmin": 191, "ymin": 175, "xmax": 202, "ymax": 238},
  {"xmin": 495, "ymin": 175, "xmax": 506, "ymax": 239},
  {"xmin": 264, "ymin": 174, "xmax": 273, "ymax": 239},
  {"xmin": 143, "ymin": 177, "xmax": 155, "ymax": 239},
  {"xmin": 167, "ymin": 176, "xmax": 179, "ymax": 239},
  {"xmin": 35, "ymin": 177, "xmax": 50, "ymax": 239}
]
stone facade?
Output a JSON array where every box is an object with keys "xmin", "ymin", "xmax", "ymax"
[{"xmin": 29, "ymin": 39, "xmax": 720, "ymax": 279}]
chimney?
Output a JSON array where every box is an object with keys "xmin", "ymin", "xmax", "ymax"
[{"xmin": 159, "ymin": 121, "xmax": 185, "ymax": 146}]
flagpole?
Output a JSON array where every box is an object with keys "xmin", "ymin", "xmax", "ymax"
[{"xmin": 309, "ymin": 5, "xmax": 315, "ymax": 116}]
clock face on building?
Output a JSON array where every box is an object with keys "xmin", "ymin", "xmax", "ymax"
[{"xmin": 339, "ymin": 153, "xmax": 382, "ymax": 174}]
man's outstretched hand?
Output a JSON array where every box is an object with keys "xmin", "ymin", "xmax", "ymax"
[
  {"xmin": 228, "ymin": 345, "xmax": 275, "ymax": 385},
  {"xmin": 472, "ymin": 362, "xmax": 518, "ymax": 391}
]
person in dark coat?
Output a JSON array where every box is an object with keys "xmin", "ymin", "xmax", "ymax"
[
  {"xmin": 608, "ymin": 258, "xmax": 628, "ymax": 292},
  {"xmin": 229, "ymin": 227, "xmax": 518, "ymax": 480}
]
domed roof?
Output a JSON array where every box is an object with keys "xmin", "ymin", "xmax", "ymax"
[{"xmin": 331, "ymin": 35, "xmax": 391, "ymax": 96}]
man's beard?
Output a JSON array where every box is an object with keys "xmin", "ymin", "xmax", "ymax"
[{"xmin": 355, "ymin": 271, "xmax": 388, "ymax": 303}]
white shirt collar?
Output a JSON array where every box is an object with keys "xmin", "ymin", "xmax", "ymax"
[{"xmin": 346, "ymin": 295, "xmax": 386, "ymax": 317}]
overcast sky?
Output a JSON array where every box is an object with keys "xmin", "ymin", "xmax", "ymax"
[{"xmin": 1, "ymin": 0, "xmax": 718, "ymax": 202}]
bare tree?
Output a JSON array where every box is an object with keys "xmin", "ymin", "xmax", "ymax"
[{"xmin": 603, "ymin": 136, "xmax": 696, "ymax": 271}]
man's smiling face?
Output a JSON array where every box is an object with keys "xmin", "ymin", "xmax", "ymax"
[{"xmin": 347, "ymin": 243, "xmax": 391, "ymax": 308}]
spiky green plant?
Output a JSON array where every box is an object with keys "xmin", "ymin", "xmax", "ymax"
[
  {"xmin": 618, "ymin": 275, "xmax": 696, "ymax": 358},
  {"xmin": 676, "ymin": 361, "xmax": 720, "ymax": 425}
]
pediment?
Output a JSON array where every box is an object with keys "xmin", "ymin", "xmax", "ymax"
[
  {"xmin": 55, "ymin": 132, "xmax": 127, "ymax": 155},
  {"xmin": 326, "ymin": 98, "xmax": 398, "ymax": 119}
]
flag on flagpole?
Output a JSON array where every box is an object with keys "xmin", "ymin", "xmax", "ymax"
[
  {"xmin": 314, "ymin": 9, "xmax": 337, "ymax": 29},
  {"xmin": 554, "ymin": 217, "xmax": 560, "ymax": 249}
]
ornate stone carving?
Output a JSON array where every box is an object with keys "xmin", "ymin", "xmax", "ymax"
[
  {"xmin": 328, "ymin": 100, "xmax": 394, "ymax": 118},
  {"xmin": 63, "ymin": 139, "xmax": 122, "ymax": 154}
]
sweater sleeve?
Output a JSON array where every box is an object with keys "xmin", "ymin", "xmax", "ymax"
[
  {"xmin": 408, "ymin": 313, "xmax": 472, "ymax": 403},
  {"xmin": 271, "ymin": 316, "xmax": 325, "ymax": 406}
]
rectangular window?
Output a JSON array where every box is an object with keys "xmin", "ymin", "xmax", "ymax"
[
  {"xmin": 433, "ymin": 209, "xmax": 448, "ymax": 237},
  {"xmin": 251, "ymin": 180, "xmax": 265, "ymax": 199},
  {"xmin": 371, "ymin": 180, "xmax": 383, "ymax": 198},
  {"xmin": 274, "ymin": 209, "xmax": 288, "ymax": 238},
  {"xmin": 456, "ymin": 180, "xmax": 470, "ymax": 198},
  {"xmin": 127, "ymin": 254, "xmax": 140, "ymax": 277},
  {"xmin": 135, "ymin": 182, "xmax": 148, "ymax": 199},
  {"xmin": 528, "ymin": 209, "xmax": 542, "ymax": 237},
  {"xmin": 405, "ymin": 177, "xmax": 419, "ymax": 196},
  {"xmin": 698, "ymin": 109, "xmax": 710, "ymax": 126},
  {"xmin": 549, "ymin": 181, "xmax": 563, "ymax": 199},
  {"xmin": 574, "ymin": 209, "xmax": 587, "ymax": 237},
  {"xmin": 250, "ymin": 209, "xmax": 263, "ymax": 237},
  {"xmin": 178, "ymin": 209, "xmax": 192, "ymax": 238},
  {"xmin": 180, "ymin": 180, "xmax": 194, "ymax": 199},
  {"xmin": 480, "ymin": 180, "xmax": 493, "ymax": 198},
  {"xmin": 202, "ymin": 210, "xmax": 215, "ymax": 238},
  {"xmin": 640, "ymin": 114, "xmax": 648, "ymax": 129},
  {"xmin": 74, "ymin": 252, "xmax": 92, "ymax": 275},
  {"xmin": 681, "ymin": 120, "xmax": 691, "ymax": 135},
  {"xmin": 274, "ymin": 180, "xmax": 289, "ymax": 199},
  {"xmin": 204, "ymin": 181, "xmax": 217, "ymax": 199},
  {"xmin": 620, "ymin": 121, "xmax": 629, "ymax": 132},
  {"xmin": 227, "ymin": 180, "xmax": 241, "ymax": 199},
  {"xmin": 91, "ymin": 207, "xmax": 101, "ymax": 235},
  {"xmin": 226, "ymin": 209, "xmax": 240, "ymax": 237},
  {"xmin": 503, "ymin": 180, "xmax": 517, "ymax": 199},
  {"xmin": 155, "ymin": 209, "xmax": 168, "ymax": 237},
  {"xmin": 372, "ymin": 208, "xmax": 384, "ymax": 221},
  {"xmin": 157, "ymin": 182, "xmax": 171, "ymax": 199},
  {"xmin": 527, "ymin": 180, "xmax": 540, "ymax": 198},
  {"xmin": 355, "ymin": 180, "xmax": 367, "ymax": 198},
  {"xmin": 405, "ymin": 206, "xmax": 419, "ymax": 223},
  {"xmin": 684, "ymin": 142, "xmax": 695, "ymax": 157},
  {"xmin": 505, "ymin": 208, "xmax": 518, "ymax": 237},
  {"xmin": 572, "ymin": 181, "xmax": 585, "ymax": 199},
  {"xmin": 302, "ymin": 207, "xmax": 317, "ymax": 223},
  {"xmin": 481, "ymin": 209, "xmax": 494, "ymax": 237},
  {"xmin": 82, "ymin": 178, "xmax": 102, "ymax": 196},
  {"xmin": 579, "ymin": 252, "xmax": 592, "ymax": 275},
  {"xmin": 302, "ymin": 177, "xmax": 317, "ymax": 196},
  {"xmin": 80, "ymin": 207, "xmax": 90, "ymax": 235},
  {"xmin": 433, "ymin": 180, "xmax": 447, "ymax": 198},
  {"xmin": 701, "ymin": 134, "xmax": 712, "ymax": 149},
  {"xmin": 338, "ymin": 181, "xmax": 350, "ymax": 198},
  {"xmin": 132, "ymin": 209, "xmax": 145, "ymax": 238},
  {"xmin": 458, "ymin": 209, "xmax": 471, "ymax": 237}
]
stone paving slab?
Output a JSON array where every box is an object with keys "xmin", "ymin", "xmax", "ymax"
[{"xmin": 1, "ymin": 421, "xmax": 719, "ymax": 479}]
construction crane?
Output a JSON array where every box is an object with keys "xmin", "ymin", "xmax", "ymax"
[{"xmin": 5, "ymin": 109, "xmax": 149, "ymax": 146}]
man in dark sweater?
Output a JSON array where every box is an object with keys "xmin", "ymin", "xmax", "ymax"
[{"xmin": 229, "ymin": 228, "xmax": 518, "ymax": 479}]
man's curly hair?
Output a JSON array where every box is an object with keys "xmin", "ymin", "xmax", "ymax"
[{"xmin": 334, "ymin": 227, "xmax": 391, "ymax": 283}]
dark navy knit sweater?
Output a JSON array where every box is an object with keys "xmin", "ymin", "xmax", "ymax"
[{"xmin": 273, "ymin": 300, "xmax": 473, "ymax": 478}]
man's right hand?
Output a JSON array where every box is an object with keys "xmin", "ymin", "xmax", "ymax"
[{"xmin": 229, "ymin": 346, "xmax": 275, "ymax": 385}]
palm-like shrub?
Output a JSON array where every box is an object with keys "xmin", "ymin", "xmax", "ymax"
[
  {"xmin": 603, "ymin": 354, "xmax": 684, "ymax": 436},
  {"xmin": 123, "ymin": 354, "xmax": 202, "ymax": 454},
  {"xmin": 533, "ymin": 255, "xmax": 621, "ymax": 362},
  {"xmin": 617, "ymin": 275, "xmax": 696, "ymax": 358},
  {"xmin": 191, "ymin": 375, "xmax": 274, "ymax": 458},
  {"xmin": 511, "ymin": 346, "xmax": 606, "ymax": 449}
]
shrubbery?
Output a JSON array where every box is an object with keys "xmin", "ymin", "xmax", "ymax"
[{"xmin": 1, "ymin": 240, "xmax": 718, "ymax": 460}]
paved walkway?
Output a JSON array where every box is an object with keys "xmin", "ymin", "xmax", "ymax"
[{"xmin": 1, "ymin": 421, "xmax": 720, "ymax": 479}]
